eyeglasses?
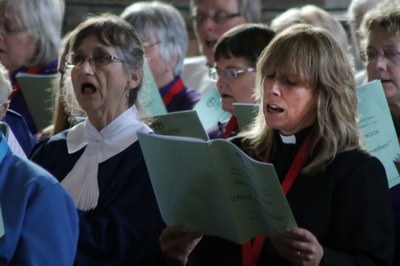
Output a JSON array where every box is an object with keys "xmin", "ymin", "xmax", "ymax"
[
  {"xmin": 209, "ymin": 67, "xmax": 255, "ymax": 81},
  {"xmin": 142, "ymin": 41, "xmax": 161, "ymax": 53},
  {"xmin": 191, "ymin": 12, "xmax": 241, "ymax": 25},
  {"xmin": 0, "ymin": 21, "xmax": 27, "ymax": 35},
  {"xmin": 365, "ymin": 48, "xmax": 400, "ymax": 64},
  {"xmin": 65, "ymin": 53, "xmax": 124, "ymax": 68}
]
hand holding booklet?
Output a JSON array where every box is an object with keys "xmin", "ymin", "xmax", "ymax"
[{"xmin": 137, "ymin": 133, "xmax": 297, "ymax": 244}]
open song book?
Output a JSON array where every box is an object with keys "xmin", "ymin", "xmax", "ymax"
[{"xmin": 137, "ymin": 133, "xmax": 297, "ymax": 244}]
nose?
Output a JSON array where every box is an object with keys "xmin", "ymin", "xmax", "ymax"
[
  {"xmin": 201, "ymin": 16, "xmax": 216, "ymax": 31},
  {"xmin": 77, "ymin": 58, "xmax": 95, "ymax": 74},
  {"xmin": 371, "ymin": 54, "xmax": 388, "ymax": 72},
  {"xmin": 264, "ymin": 79, "xmax": 281, "ymax": 97},
  {"xmin": 216, "ymin": 75, "xmax": 226, "ymax": 89}
]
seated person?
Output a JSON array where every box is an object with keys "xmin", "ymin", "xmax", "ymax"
[
  {"xmin": 30, "ymin": 14, "xmax": 165, "ymax": 265},
  {"xmin": 207, "ymin": 23, "xmax": 275, "ymax": 139},
  {"xmin": 160, "ymin": 24, "xmax": 394, "ymax": 266},
  {"xmin": 121, "ymin": 1, "xmax": 200, "ymax": 113},
  {"xmin": 0, "ymin": 61, "xmax": 78, "ymax": 266},
  {"xmin": 182, "ymin": 0, "xmax": 261, "ymax": 95},
  {"xmin": 0, "ymin": 0, "xmax": 64, "ymax": 135},
  {"xmin": 0, "ymin": 65, "xmax": 35, "ymax": 156},
  {"xmin": 361, "ymin": 2, "xmax": 400, "ymax": 264}
]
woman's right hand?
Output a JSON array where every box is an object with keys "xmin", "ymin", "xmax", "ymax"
[{"xmin": 159, "ymin": 226, "xmax": 203, "ymax": 266}]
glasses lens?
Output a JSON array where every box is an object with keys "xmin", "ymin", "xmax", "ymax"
[
  {"xmin": 92, "ymin": 54, "xmax": 112, "ymax": 66},
  {"xmin": 224, "ymin": 70, "xmax": 236, "ymax": 81},
  {"xmin": 65, "ymin": 54, "xmax": 83, "ymax": 67}
]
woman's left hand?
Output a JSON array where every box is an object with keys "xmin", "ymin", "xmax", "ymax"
[{"xmin": 271, "ymin": 227, "xmax": 323, "ymax": 266}]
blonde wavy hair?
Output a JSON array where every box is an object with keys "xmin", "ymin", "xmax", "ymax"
[{"xmin": 240, "ymin": 24, "xmax": 362, "ymax": 174}]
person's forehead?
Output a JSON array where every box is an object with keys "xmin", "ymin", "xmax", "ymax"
[{"xmin": 196, "ymin": 0, "xmax": 239, "ymax": 9}]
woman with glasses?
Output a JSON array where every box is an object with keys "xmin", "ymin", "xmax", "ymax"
[
  {"xmin": 182, "ymin": 0, "xmax": 262, "ymax": 95},
  {"xmin": 121, "ymin": 1, "xmax": 200, "ymax": 113},
  {"xmin": 207, "ymin": 23, "xmax": 275, "ymax": 139},
  {"xmin": 0, "ymin": 0, "xmax": 64, "ymax": 137},
  {"xmin": 160, "ymin": 24, "xmax": 394, "ymax": 266},
  {"xmin": 30, "ymin": 14, "xmax": 165, "ymax": 265},
  {"xmin": 361, "ymin": 2, "xmax": 400, "ymax": 265}
]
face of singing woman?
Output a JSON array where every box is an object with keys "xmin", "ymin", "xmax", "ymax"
[
  {"xmin": 262, "ymin": 68, "xmax": 316, "ymax": 135},
  {"xmin": 215, "ymin": 56, "xmax": 256, "ymax": 114},
  {"xmin": 70, "ymin": 34, "xmax": 139, "ymax": 125}
]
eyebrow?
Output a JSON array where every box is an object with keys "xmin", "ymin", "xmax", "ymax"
[{"xmin": 78, "ymin": 47, "xmax": 111, "ymax": 54}]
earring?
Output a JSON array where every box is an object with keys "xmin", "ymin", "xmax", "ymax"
[{"xmin": 126, "ymin": 93, "xmax": 130, "ymax": 99}]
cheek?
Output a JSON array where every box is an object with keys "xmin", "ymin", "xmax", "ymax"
[{"xmin": 366, "ymin": 64, "xmax": 377, "ymax": 79}]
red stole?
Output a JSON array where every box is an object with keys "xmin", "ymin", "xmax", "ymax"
[
  {"xmin": 223, "ymin": 116, "xmax": 238, "ymax": 139},
  {"xmin": 162, "ymin": 78, "xmax": 184, "ymax": 106},
  {"xmin": 241, "ymin": 132, "xmax": 314, "ymax": 266}
]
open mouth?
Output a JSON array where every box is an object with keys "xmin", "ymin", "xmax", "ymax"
[
  {"xmin": 220, "ymin": 93, "xmax": 232, "ymax": 99},
  {"xmin": 267, "ymin": 104, "xmax": 284, "ymax": 113},
  {"xmin": 81, "ymin": 82, "xmax": 97, "ymax": 95},
  {"xmin": 380, "ymin": 79, "xmax": 392, "ymax": 84},
  {"xmin": 205, "ymin": 39, "xmax": 217, "ymax": 48}
]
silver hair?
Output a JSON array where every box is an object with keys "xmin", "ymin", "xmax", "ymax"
[
  {"xmin": 0, "ymin": 0, "xmax": 65, "ymax": 67},
  {"xmin": 0, "ymin": 63, "xmax": 11, "ymax": 104},
  {"xmin": 121, "ymin": 1, "xmax": 188, "ymax": 76}
]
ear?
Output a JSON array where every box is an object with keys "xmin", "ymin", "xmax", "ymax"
[{"xmin": 126, "ymin": 69, "xmax": 142, "ymax": 91}]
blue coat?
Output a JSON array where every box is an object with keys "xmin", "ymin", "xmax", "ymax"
[{"xmin": 0, "ymin": 135, "xmax": 78, "ymax": 265}]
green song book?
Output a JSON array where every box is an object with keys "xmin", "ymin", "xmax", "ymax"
[
  {"xmin": 150, "ymin": 110, "xmax": 209, "ymax": 140},
  {"xmin": 16, "ymin": 73, "xmax": 57, "ymax": 132},
  {"xmin": 138, "ymin": 132, "xmax": 297, "ymax": 244}
]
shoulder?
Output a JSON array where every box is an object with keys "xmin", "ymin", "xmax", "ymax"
[
  {"xmin": 29, "ymin": 130, "xmax": 68, "ymax": 161},
  {"xmin": 3, "ymin": 109, "xmax": 31, "ymax": 134},
  {"xmin": 327, "ymin": 148, "xmax": 388, "ymax": 187},
  {"xmin": 180, "ymin": 85, "xmax": 201, "ymax": 105},
  {"xmin": 3, "ymin": 152, "xmax": 60, "ymax": 191},
  {"xmin": 332, "ymin": 148, "xmax": 383, "ymax": 169}
]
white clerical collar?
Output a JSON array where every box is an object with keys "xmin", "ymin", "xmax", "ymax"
[
  {"xmin": 62, "ymin": 105, "xmax": 153, "ymax": 211},
  {"xmin": 279, "ymin": 132, "xmax": 296, "ymax": 144}
]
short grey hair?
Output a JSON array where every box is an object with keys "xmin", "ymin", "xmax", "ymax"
[
  {"xmin": 190, "ymin": 0, "xmax": 261, "ymax": 23},
  {"xmin": 69, "ymin": 13, "xmax": 144, "ymax": 106},
  {"xmin": 0, "ymin": 63, "xmax": 11, "ymax": 104},
  {"xmin": 121, "ymin": 1, "xmax": 188, "ymax": 76}
]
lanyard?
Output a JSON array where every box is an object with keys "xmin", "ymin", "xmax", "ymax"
[
  {"xmin": 162, "ymin": 78, "xmax": 184, "ymax": 107},
  {"xmin": 10, "ymin": 66, "xmax": 43, "ymax": 100},
  {"xmin": 241, "ymin": 132, "xmax": 314, "ymax": 266},
  {"xmin": 223, "ymin": 116, "xmax": 238, "ymax": 139}
]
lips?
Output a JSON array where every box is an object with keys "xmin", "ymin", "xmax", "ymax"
[
  {"xmin": 267, "ymin": 104, "xmax": 284, "ymax": 113},
  {"xmin": 81, "ymin": 82, "xmax": 97, "ymax": 95},
  {"xmin": 220, "ymin": 93, "xmax": 232, "ymax": 99},
  {"xmin": 205, "ymin": 39, "xmax": 217, "ymax": 48}
]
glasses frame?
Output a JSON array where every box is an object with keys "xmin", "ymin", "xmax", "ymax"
[
  {"xmin": 364, "ymin": 47, "xmax": 400, "ymax": 64},
  {"xmin": 142, "ymin": 41, "xmax": 161, "ymax": 53},
  {"xmin": 191, "ymin": 12, "xmax": 241, "ymax": 25},
  {"xmin": 65, "ymin": 53, "xmax": 125, "ymax": 68},
  {"xmin": 0, "ymin": 21, "xmax": 27, "ymax": 35},
  {"xmin": 209, "ymin": 67, "xmax": 256, "ymax": 81}
]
